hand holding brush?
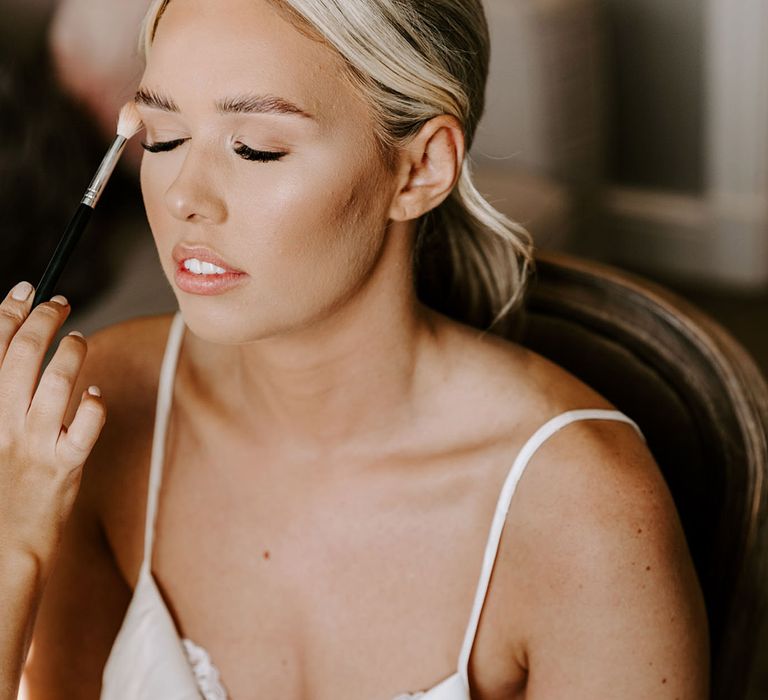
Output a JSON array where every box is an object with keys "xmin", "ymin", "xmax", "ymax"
[{"xmin": 32, "ymin": 102, "xmax": 144, "ymax": 308}]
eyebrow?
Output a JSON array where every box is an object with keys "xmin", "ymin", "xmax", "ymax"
[{"xmin": 134, "ymin": 88, "xmax": 315, "ymax": 120}]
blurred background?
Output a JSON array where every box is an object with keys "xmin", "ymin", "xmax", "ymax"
[{"xmin": 0, "ymin": 0, "xmax": 766, "ymax": 695}]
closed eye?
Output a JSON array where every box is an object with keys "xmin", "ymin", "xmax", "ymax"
[
  {"xmin": 140, "ymin": 139, "xmax": 286, "ymax": 163},
  {"xmin": 141, "ymin": 138, "xmax": 188, "ymax": 153},
  {"xmin": 233, "ymin": 143, "xmax": 287, "ymax": 162}
]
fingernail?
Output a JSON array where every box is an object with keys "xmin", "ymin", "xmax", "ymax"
[
  {"xmin": 11, "ymin": 281, "xmax": 33, "ymax": 302},
  {"xmin": 50, "ymin": 295, "xmax": 69, "ymax": 307},
  {"xmin": 87, "ymin": 386, "xmax": 102, "ymax": 398},
  {"xmin": 68, "ymin": 331, "xmax": 85, "ymax": 338}
]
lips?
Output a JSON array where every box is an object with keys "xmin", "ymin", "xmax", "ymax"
[{"xmin": 172, "ymin": 244, "xmax": 246, "ymax": 274}]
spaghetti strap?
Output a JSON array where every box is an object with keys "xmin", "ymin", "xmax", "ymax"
[
  {"xmin": 141, "ymin": 311, "xmax": 186, "ymax": 570},
  {"xmin": 456, "ymin": 408, "xmax": 645, "ymax": 687}
]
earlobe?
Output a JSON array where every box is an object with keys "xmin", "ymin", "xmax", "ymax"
[{"xmin": 388, "ymin": 116, "xmax": 465, "ymax": 223}]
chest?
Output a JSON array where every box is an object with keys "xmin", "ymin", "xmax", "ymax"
[{"xmin": 102, "ymin": 416, "xmax": 529, "ymax": 700}]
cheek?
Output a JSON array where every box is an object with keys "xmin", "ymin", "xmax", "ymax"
[
  {"xmin": 229, "ymin": 154, "xmax": 392, "ymax": 322},
  {"xmin": 263, "ymin": 161, "xmax": 388, "ymax": 279},
  {"xmin": 140, "ymin": 158, "xmax": 168, "ymax": 241},
  {"xmin": 252, "ymin": 154, "xmax": 389, "ymax": 258}
]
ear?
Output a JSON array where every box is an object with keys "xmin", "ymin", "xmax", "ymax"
[{"xmin": 388, "ymin": 115, "xmax": 466, "ymax": 222}]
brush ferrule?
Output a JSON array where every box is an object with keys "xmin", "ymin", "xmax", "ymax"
[{"xmin": 81, "ymin": 135, "xmax": 128, "ymax": 208}]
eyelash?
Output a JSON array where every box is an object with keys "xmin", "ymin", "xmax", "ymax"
[{"xmin": 140, "ymin": 138, "xmax": 286, "ymax": 163}]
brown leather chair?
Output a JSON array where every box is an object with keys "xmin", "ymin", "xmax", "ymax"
[{"xmin": 516, "ymin": 250, "xmax": 768, "ymax": 700}]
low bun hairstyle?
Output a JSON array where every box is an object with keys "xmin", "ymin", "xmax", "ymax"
[{"xmin": 141, "ymin": 0, "xmax": 535, "ymax": 336}]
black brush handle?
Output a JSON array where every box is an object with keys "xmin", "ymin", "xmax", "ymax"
[{"xmin": 33, "ymin": 203, "xmax": 93, "ymax": 308}]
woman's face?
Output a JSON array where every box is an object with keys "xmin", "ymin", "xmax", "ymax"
[{"xmin": 137, "ymin": 0, "xmax": 401, "ymax": 344}]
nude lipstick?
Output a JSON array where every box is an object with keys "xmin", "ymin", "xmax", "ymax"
[{"xmin": 172, "ymin": 245, "xmax": 248, "ymax": 296}]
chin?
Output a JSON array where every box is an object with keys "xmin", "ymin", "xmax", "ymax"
[
  {"xmin": 176, "ymin": 298, "xmax": 275, "ymax": 345},
  {"xmin": 176, "ymin": 293, "xmax": 317, "ymax": 347}
]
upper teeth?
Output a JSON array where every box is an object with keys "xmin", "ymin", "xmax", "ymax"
[{"xmin": 184, "ymin": 258, "xmax": 228, "ymax": 275}]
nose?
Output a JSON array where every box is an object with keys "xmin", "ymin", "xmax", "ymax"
[{"xmin": 164, "ymin": 149, "xmax": 227, "ymax": 224}]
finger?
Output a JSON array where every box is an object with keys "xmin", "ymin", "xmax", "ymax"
[
  {"xmin": 0, "ymin": 296, "xmax": 71, "ymax": 413},
  {"xmin": 56, "ymin": 387, "xmax": 106, "ymax": 468},
  {"xmin": 27, "ymin": 332, "xmax": 88, "ymax": 450},
  {"xmin": 0, "ymin": 281, "xmax": 35, "ymax": 365}
]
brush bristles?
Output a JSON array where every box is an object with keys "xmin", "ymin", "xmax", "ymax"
[{"xmin": 116, "ymin": 101, "xmax": 144, "ymax": 139}]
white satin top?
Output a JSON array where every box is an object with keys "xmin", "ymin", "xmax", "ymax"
[{"xmin": 100, "ymin": 311, "xmax": 645, "ymax": 699}]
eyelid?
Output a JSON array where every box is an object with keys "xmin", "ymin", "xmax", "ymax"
[
  {"xmin": 233, "ymin": 142, "xmax": 287, "ymax": 162},
  {"xmin": 141, "ymin": 138, "xmax": 189, "ymax": 153},
  {"xmin": 140, "ymin": 137, "xmax": 287, "ymax": 162}
]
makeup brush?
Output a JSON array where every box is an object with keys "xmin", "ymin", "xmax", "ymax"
[{"xmin": 32, "ymin": 101, "xmax": 144, "ymax": 308}]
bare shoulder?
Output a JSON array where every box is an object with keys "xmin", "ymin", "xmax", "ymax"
[
  {"xmin": 442, "ymin": 315, "xmax": 692, "ymax": 577},
  {"xmin": 446, "ymin": 320, "xmax": 680, "ymax": 551},
  {"xmin": 434, "ymin": 317, "xmax": 691, "ymax": 571},
  {"xmin": 500, "ymin": 414, "xmax": 709, "ymax": 696},
  {"xmin": 434, "ymin": 313, "xmax": 619, "ymax": 424},
  {"xmin": 439, "ymin": 321, "xmax": 709, "ymax": 696}
]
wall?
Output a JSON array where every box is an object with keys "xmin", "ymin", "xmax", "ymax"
[
  {"xmin": 0, "ymin": 0, "xmax": 55, "ymax": 54},
  {"xmin": 603, "ymin": 0, "xmax": 705, "ymax": 194},
  {"xmin": 600, "ymin": 0, "xmax": 768, "ymax": 290}
]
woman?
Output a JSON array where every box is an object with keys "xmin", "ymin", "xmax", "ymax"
[{"xmin": 18, "ymin": 0, "xmax": 709, "ymax": 697}]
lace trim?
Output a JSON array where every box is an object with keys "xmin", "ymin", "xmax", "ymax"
[
  {"xmin": 182, "ymin": 638, "xmax": 229, "ymax": 700},
  {"xmin": 180, "ymin": 637, "xmax": 428, "ymax": 700}
]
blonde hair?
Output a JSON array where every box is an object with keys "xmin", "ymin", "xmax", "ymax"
[{"xmin": 140, "ymin": 0, "xmax": 535, "ymax": 336}]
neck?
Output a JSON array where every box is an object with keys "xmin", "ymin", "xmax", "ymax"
[{"xmin": 184, "ymin": 235, "xmax": 443, "ymax": 458}]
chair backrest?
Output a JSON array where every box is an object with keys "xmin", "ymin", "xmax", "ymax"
[{"xmin": 515, "ymin": 250, "xmax": 768, "ymax": 700}]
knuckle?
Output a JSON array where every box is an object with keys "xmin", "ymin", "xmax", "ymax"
[
  {"xmin": 64, "ymin": 438, "xmax": 88, "ymax": 457},
  {"xmin": 43, "ymin": 368, "xmax": 74, "ymax": 392},
  {"xmin": 33, "ymin": 303, "xmax": 64, "ymax": 322},
  {"xmin": 64, "ymin": 432, "xmax": 96, "ymax": 460},
  {"xmin": 12, "ymin": 334, "xmax": 43, "ymax": 359},
  {"xmin": 0, "ymin": 306, "xmax": 26, "ymax": 326}
]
